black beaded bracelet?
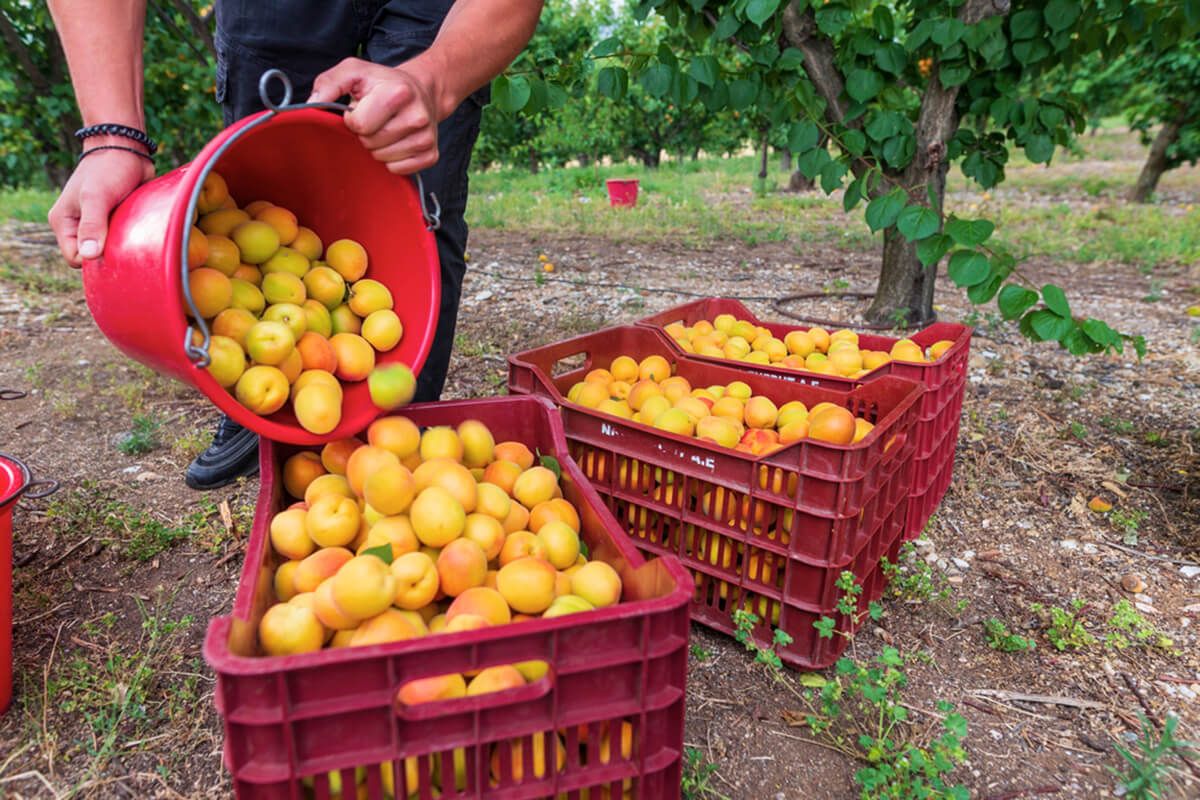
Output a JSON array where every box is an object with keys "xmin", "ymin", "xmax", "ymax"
[
  {"xmin": 75, "ymin": 123, "xmax": 158, "ymax": 156},
  {"xmin": 78, "ymin": 145, "xmax": 155, "ymax": 164}
]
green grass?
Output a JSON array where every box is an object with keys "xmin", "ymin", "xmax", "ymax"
[{"xmin": 0, "ymin": 186, "xmax": 56, "ymax": 222}]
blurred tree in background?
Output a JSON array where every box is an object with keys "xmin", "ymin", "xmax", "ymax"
[{"xmin": 1, "ymin": 0, "xmax": 220, "ymax": 189}]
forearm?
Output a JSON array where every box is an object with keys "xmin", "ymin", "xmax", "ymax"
[
  {"xmin": 47, "ymin": 0, "xmax": 147, "ymax": 134},
  {"xmin": 404, "ymin": 0, "xmax": 544, "ymax": 121}
]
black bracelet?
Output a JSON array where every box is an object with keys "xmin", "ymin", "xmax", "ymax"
[
  {"xmin": 78, "ymin": 145, "xmax": 155, "ymax": 164},
  {"xmin": 75, "ymin": 123, "xmax": 158, "ymax": 156}
]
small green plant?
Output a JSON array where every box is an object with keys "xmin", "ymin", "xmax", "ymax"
[
  {"xmin": 689, "ymin": 643, "xmax": 710, "ymax": 661},
  {"xmin": 733, "ymin": 576, "xmax": 968, "ymax": 799},
  {"xmin": 681, "ymin": 746, "xmax": 728, "ymax": 800},
  {"xmin": 983, "ymin": 618, "xmax": 1036, "ymax": 653},
  {"xmin": 1110, "ymin": 508, "xmax": 1147, "ymax": 545},
  {"xmin": 823, "ymin": 277, "xmax": 851, "ymax": 293},
  {"xmin": 1143, "ymin": 431, "xmax": 1166, "ymax": 446},
  {"xmin": 1031, "ymin": 599, "xmax": 1097, "ymax": 651},
  {"xmin": 534, "ymin": 270, "xmax": 546, "ymax": 287},
  {"xmin": 1142, "ymin": 279, "xmax": 1165, "ymax": 303},
  {"xmin": 1110, "ymin": 714, "xmax": 1199, "ymax": 800},
  {"xmin": 1099, "ymin": 416, "xmax": 1135, "ymax": 434},
  {"xmin": 118, "ymin": 413, "xmax": 163, "ymax": 455},
  {"xmin": 880, "ymin": 543, "xmax": 953, "ymax": 605},
  {"xmin": 1105, "ymin": 600, "xmax": 1174, "ymax": 652},
  {"xmin": 46, "ymin": 484, "xmax": 211, "ymax": 561},
  {"xmin": 1066, "ymin": 421, "xmax": 1088, "ymax": 440}
]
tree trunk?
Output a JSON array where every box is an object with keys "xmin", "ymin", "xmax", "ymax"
[
  {"xmin": 1128, "ymin": 114, "xmax": 1184, "ymax": 203},
  {"xmin": 787, "ymin": 171, "xmax": 814, "ymax": 191},
  {"xmin": 635, "ymin": 149, "xmax": 661, "ymax": 168},
  {"xmin": 757, "ymin": 134, "xmax": 769, "ymax": 180},
  {"xmin": 528, "ymin": 151, "xmax": 539, "ymax": 174},
  {"xmin": 779, "ymin": 148, "xmax": 792, "ymax": 171}
]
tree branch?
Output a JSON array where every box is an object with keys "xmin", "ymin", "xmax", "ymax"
[
  {"xmin": 780, "ymin": 3, "xmax": 848, "ymax": 125},
  {"xmin": 164, "ymin": 0, "xmax": 216, "ymax": 58}
]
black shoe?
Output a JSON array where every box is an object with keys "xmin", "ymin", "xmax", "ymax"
[{"xmin": 185, "ymin": 415, "xmax": 260, "ymax": 490}]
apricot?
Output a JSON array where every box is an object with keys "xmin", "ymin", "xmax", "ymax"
[
  {"xmin": 288, "ymin": 550, "xmax": 351, "ymax": 598},
  {"xmin": 186, "ymin": 226, "xmax": 210, "ymax": 269},
  {"xmin": 696, "ymin": 415, "xmax": 740, "ymax": 448},
  {"xmin": 396, "ymin": 673, "xmax": 467, "ymax": 706},
  {"xmin": 360, "ymin": 515, "xmax": 419, "ymax": 560},
  {"xmin": 852, "ymin": 418, "xmax": 875, "ymax": 443},
  {"xmin": 536, "ymin": 521, "xmax": 580, "ymax": 569},
  {"xmin": 344, "ymin": 444, "xmax": 400, "ymax": 496},
  {"xmin": 283, "ymin": 451, "xmax": 327, "ymax": 500},
  {"xmin": 301, "ymin": 299, "xmax": 333, "ymax": 337},
  {"xmin": 660, "ymin": 376, "xmax": 692, "ymax": 403},
  {"xmin": 367, "ymin": 364, "xmax": 415, "ymax": 410},
  {"xmin": 242, "ymin": 320, "xmax": 293, "ymax": 366},
  {"xmin": 467, "ymin": 665, "xmax": 525, "ymax": 697},
  {"xmin": 298, "ymin": 266, "xmax": 344, "ymax": 311},
  {"xmin": 573, "ymin": 382, "xmax": 608, "ymax": 409},
  {"xmin": 205, "ymin": 335, "xmax": 246, "ymax": 388},
  {"xmin": 501, "ymin": 501, "xmax": 531, "ymax": 535},
  {"xmin": 293, "ymin": 384, "xmax": 341, "ymax": 434},
  {"xmin": 625, "ymin": 379, "xmax": 662, "ymax": 412},
  {"xmin": 270, "ymin": 509, "xmax": 312, "ymax": 559},
  {"xmin": 778, "ymin": 419, "xmax": 810, "ymax": 443},
  {"xmin": 741, "ymin": 396, "xmax": 778, "ymax": 429},
  {"xmin": 274, "ymin": 560, "xmax": 300, "ymax": 602},
  {"xmin": 293, "ymin": 369, "xmax": 341, "ymax": 403},
  {"xmin": 235, "ymin": 365, "xmax": 290, "ymax": 414},
  {"xmin": 808, "ymin": 406, "xmax": 856, "ymax": 445},
  {"xmin": 328, "ymin": 333, "xmax": 374, "ymax": 382},
  {"xmin": 463, "ymin": 513, "xmax": 506, "ymax": 560},
  {"xmin": 437, "ymin": 538, "xmax": 488, "ymax": 597},
  {"xmin": 228, "ymin": 220, "xmax": 279, "ymax": 265},
  {"xmin": 570, "ymin": 561, "xmax": 622, "ymax": 608},
  {"xmin": 199, "ymin": 208, "xmax": 250, "ymax": 237},
  {"xmin": 673, "ymin": 396, "xmax": 710, "ymax": 423},
  {"xmin": 544, "ymin": 594, "xmax": 595, "ymax": 618},
  {"xmin": 637, "ymin": 395, "xmax": 672, "ymax": 425},
  {"xmin": 263, "ymin": 304, "xmax": 308, "ymax": 343},
  {"xmin": 512, "ymin": 466, "xmax": 557, "ymax": 509},
  {"xmin": 652, "ymin": 408, "xmax": 694, "ymax": 437},
  {"xmin": 446, "ymin": 587, "xmax": 511, "ymax": 626},
  {"xmin": 638, "ymin": 354, "xmax": 671, "ymax": 382},
  {"xmin": 414, "ymin": 427, "xmax": 458, "ymax": 463},
  {"xmin": 351, "ymin": 608, "xmax": 421, "ymax": 647},
  {"xmin": 497, "ymin": 557, "xmax": 557, "ymax": 614},
  {"xmin": 306, "ymin": 495, "xmax": 361, "ymax": 547},
  {"xmin": 320, "ymin": 438, "xmax": 362, "ymax": 475},
  {"xmin": 391, "ymin": 551, "xmax": 440, "ymax": 609},
  {"xmin": 498, "ymin": 530, "xmax": 546, "ymax": 565},
  {"xmin": 304, "ymin": 473, "xmax": 354, "ymax": 505},
  {"xmin": 260, "ymin": 273, "xmax": 305, "ymax": 307},
  {"xmin": 346, "ymin": 278, "xmax": 391, "ymax": 318},
  {"xmin": 474, "ymin": 482, "xmax": 512, "ymax": 522},
  {"xmin": 529, "ymin": 498, "xmax": 580, "ymax": 533},
  {"xmin": 329, "ymin": 304, "xmax": 362, "ymax": 335},
  {"xmin": 929, "ymin": 339, "xmax": 954, "ymax": 360},
  {"xmin": 324, "ymin": 239, "xmax": 368, "ymax": 282},
  {"xmin": 312, "ymin": 578, "xmax": 360, "ymax": 630},
  {"xmin": 413, "ymin": 460, "xmax": 477, "ymax": 511},
  {"xmin": 259, "ymin": 602, "xmax": 324, "ymax": 656},
  {"xmin": 449, "ymin": 419, "xmax": 493, "ymax": 469},
  {"xmin": 482, "ymin": 460, "xmax": 522, "ymax": 496},
  {"xmin": 862, "ymin": 350, "xmax": 891, "ymax": 370},
  {"xmin": 364, "ymin": 463, "xmax": 416, "ymax": 516},
  {"xmin": 890, "ymin": 339, "xmax": 925, "ymax": 363},
  {"xmin": 411, "ymin": 486, "xmax": 466, "ymax": 546},
  {"xmin": 254, "ymin": 205, "xmax": 298, "ymax": 245},
  {"xmin": 330, "ymin": 554, "xmax": 396, "ymax": 619},
  {"xmin": 187, "ymin": 267, "xmax": 233, "ymax": 319},
  {"xmin": 196, "ymin": 172, "xmax": 229, "ymax": 215},
  {"xmin": 292, "ymin": 332, "xmax": 335, "ymax": 374},
  {"xmin": 494, "ymin": 441, "xmax": 535, "ymax": 470},
  {"xmin": 260, "ymin": 246, "xmax": 309, "ymax": 279},
  {"xmin": 362, "ymin": 309, "xmax": 403, "ymax": 352}
]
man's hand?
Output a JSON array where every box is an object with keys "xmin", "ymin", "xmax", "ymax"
[
  {"xmin": 308, "ymin": 58, "xmax": 444, "ymax": 175},
  {"xmin": 48, "ymin": 148, "xmax": 155, "ymax": 267}
]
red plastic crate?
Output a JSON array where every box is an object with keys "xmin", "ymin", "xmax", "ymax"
[
  {"xmin": 637, "ymin": 298, "xmax": 969, "ymax": 543},
  {"xmin": 203, "ymin": 395, "xmax": 694, "ymax": 799},
  {"xmin": 507, "ymin": 328, "xmax": 922, "ymax": 668}
]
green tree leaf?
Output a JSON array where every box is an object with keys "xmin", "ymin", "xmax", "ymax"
[
  {"xmin": 845, "ymin": 68, "xmax": 883, "ymax": 102},
  {"xmin": 874, "ymin": 44, "xmax": 906, "ymax": 75},
  {"xmin": 896, "ymin": 205, "xmax": 941, "ymax": 241},
  {"xmin": 1044, "ymin": 0, "xmax": 1081, "ymax": 32},
  {"xmin": 864, "ymin": 188, "xmax": 907, "ymax": 232},
  {"xmin": 745, "ymin": 0, "xmax": 782, "ymax": 26},
  {"xmin": 840, "ymin": 129, "xmax": 866, "ymax": 157},
  {"xmin": 947, "ymin": 250, "xmax": 990, "ymax": 287},
  {"xmin": 1029, "ymin": 309, "xmax": 1074, "ymax": 341},
  {"xmin": 814, "ymin": 4, "xmax": 852, "ymax": 36},
  {"xmin": 688, "ymin": 55, "xmax": 718, "ymax": 87},
  {"xmin": 944, "ymin": 217, "xmax": 995, "ymax": 247},
  {"xmin": 788, "ymin": 120, "xmax": 820, "ymax": 153},
  {"xmin": 729, "ymin": 78, "xmax": 759, "ymax": 109},
  {"xmin": 641, "ymin": 63, "xmax": 674, "ymax": 97},
  {"xmin": 1024, "ymin": 134, "xmax": 1055, "ymax": 163},
  {"xmin": 917, "ymin": 234, "xmax": 953, "ymax": 267},
  {"xmin": 492, "ymin": 75, "xmax": 531, "ymax": 113},
  {"xmin": 797, "ymin": 147, "xmax": 832, "ymax": 179},
  {"xmin": 362, "ymin": 542, "xmax": 394, "ymax": 565},
  {"xmin": 777, "ymin": 47, "xmax": 805, "ymax": 70},
  {"xmin": 968, "ymin": 274, "xmax": 1003, "ymax": 304},
  {"xmin": 1041, "ymin": 284, "xmax": 1071, "ymax": 318},
  {"xmin": 1010, "ymin": 9, "xmax": 1042, "ymax": 39},
  {"xmin": 998, "ymin": 284, "xmax": 1038, "ymax": 319},
  {"xmin": 596, "ymin": 67, "xmax": 627, "ymax": 100},
  {"xmin": 939, "ymin": 62, "xmax": 972, "ymax": 88}
]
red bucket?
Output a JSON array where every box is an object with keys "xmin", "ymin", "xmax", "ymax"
[
  {"xmin": 81, "ymin": 71, "xmax": 442, "ymax": 445},
  {"xmin": 0, "ymin": 453, "xmax": 58, "ymax": 714},
  {"xmin": 606, "ymin": 178, "xmax": 639, "ymax": 208}
]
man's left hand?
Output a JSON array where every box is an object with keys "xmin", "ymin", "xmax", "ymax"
[{"xmin": 308, "ymin": 57, "xmax": 443, "ymax": 175}]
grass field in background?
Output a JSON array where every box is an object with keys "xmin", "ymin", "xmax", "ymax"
[{"xmin": 3, "ymin": 129, "xmax": 1196, "ymax": 272}]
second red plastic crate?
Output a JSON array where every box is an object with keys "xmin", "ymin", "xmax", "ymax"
[{"xmin": 508, "ymin": 327, "xmax": 922, "ymax": 668}]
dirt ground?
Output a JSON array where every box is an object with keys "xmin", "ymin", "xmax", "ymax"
[{"xmin": 0, "ymin": 189, "xmax": 1198, "ymax": 798}]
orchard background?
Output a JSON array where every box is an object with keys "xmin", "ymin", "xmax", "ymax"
[{"xmin": 1, "ymin": 1, "xmax": 1199, "ymax": 798}]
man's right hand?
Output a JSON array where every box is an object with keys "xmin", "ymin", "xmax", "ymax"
[{"xmin": 48, "ymin": 147, "xmax": 155, "ymax": 267}]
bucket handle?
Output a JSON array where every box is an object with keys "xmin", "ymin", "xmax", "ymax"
[
  {"xmin": 0, "ymin": 388, "xmax": 26, "ymax": 400},
  {"xmin": 24, "ymin": 479, "xmax": 60, "ymax": 499},
  {"xmin": 181, "ymin": 68, "xmax": 442, "ymax": 369}
]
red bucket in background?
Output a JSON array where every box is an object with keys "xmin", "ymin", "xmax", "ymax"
[
  {"xmin": 81, "ymin": 76, "xmax": 442, "ymax": 446},
  {"xmin": 606, "ymin": 178, "xmax": 639, "ymax": 207},
  {"xmin": 0, "ymin": 453, "xmax": 58, "ymax": 714}
]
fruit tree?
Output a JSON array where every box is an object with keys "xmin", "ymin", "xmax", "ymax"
[{"xmin": 497, "ymin": 0, "xmax": 1200, "ymax": 355}]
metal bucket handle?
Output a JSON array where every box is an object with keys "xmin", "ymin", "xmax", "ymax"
[
  {"xmin": 0, "ymin": 389, "xmax": 26, "ymax": 400},
  {"xmin": 181, "ymin": 68, "xmax": 442, "ymax": 368}
]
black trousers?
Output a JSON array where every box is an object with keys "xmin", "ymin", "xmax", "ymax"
[{"xmin": 214, "ymin": 0, "xmax": 483, "ymax": 402}]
